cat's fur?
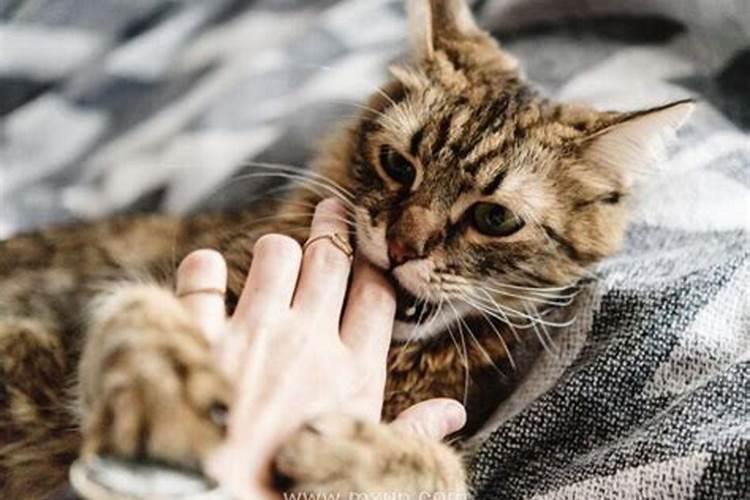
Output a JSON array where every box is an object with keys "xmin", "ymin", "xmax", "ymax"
[{"xmin": 0, "ymin": 0, "xmax": 693, "ymax": 498}]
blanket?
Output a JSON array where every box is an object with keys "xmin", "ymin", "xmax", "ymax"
[{"xmin": 1, "ymin": 0, "xmax": 748, "ymax": 498}]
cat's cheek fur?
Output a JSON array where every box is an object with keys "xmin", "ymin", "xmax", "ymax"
[{"xmin": 392, "ymin": 259, "xmax": 435, "ymax": 298}]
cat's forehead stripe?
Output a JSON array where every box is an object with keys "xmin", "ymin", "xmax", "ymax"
[
  {"xmin": 480, "ymin": 168, "xmax": 507, "ymax": 195},
  {"xmin": 430, "ymin": 114, "xmax": 453, "ymax": 158},
  {"xmin": 463, "ymin": 149, "xmax": 496, "ymax": 176},
  {"xmin": 409, "ymin": 126, "xmax": 425, "ymax": 156},
  {"xmin": 443, "ymin": 95, "xmax": 513, "ymax": 165},
  {"xmin": 459, "ymin": 128, "xmax": 514, "ymax": 178}
]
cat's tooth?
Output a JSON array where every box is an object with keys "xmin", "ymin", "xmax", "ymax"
[{"xmin": 405, "ymin": 305, "xmax": 417, "ymax": 317}]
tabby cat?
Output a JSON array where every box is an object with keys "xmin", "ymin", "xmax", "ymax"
[{"xmin": 0, "ymin": 0, "xmax": 693, "ymax": 498}]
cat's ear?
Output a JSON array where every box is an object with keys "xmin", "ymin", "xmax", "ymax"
[
  {"xmin": 407, "ymin": 0, "xmax": 479, "ymax": 60},
  {"xmin": 407, "ymin": 0, "xmax": 519, "ymax": 73},
  {"xmin": 583, "ymin": 100, "xmax": 695, "ymax": 188}
]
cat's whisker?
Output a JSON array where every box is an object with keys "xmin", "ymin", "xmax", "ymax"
[
  {"xmin": 278, "ymin": 198, "xmax": 336, "ymax": 212},
  {"xmin": 267, "ymin": 213, "xmax": 356, "ymax": 230},
  {"xmin": 223, "ymin": 210, "xmax": 355, "ymax": 234},
  {"xmin": 467, "ymin": 292, "xmax": 576, "ymax": 329},
  {"xmin": 464, "ymin": 292, "xmax": 559, "ymax": 357},
  {"xmin": 294, "ymin": 62, "xmax": 399, "ymax": 109},
  {"xmin": 522, "ymin": 304, "xmax": 556, "ymax": 356},
  {"xmin": 403, "ymin": 296, "xmax": 444, "ymax": 358},
  {"xmin": 456, "ymin": 317, "xmax": 471, "ymax": 409},
  {"xmin": 577, "ymin": 267, "xmax": 601, "ymax": 283},
  {"xmin": 237, "ymin": 168, "xmax": 353, "ymax": 200},
  {"xmin": 467, "ymin": 295, "xmax": 530, "ymax": 329},
  {"xmin": 452, "ymin": 290, "xmax": 517, "ymax": 372},
  {"xmin": 249, "ymin": 197, "xmax": 357, "ymax": 229},
  {"xmin": 438, "ymin": 298, "xmax": 470, "ymax": 408},
  {"xmin": 525, "ymin": 303, "xmax": 560, "ymax": 355},
  {"xmin": 439, "ymin": 303, "xmax": 465, "ymax": 363},
  {"xmin": 238, "ymin": 161, "xmax": 356, "ymax": 200},
  {"xmin": 332, "ymin": 100, "xmax": 403, "ymax": 130},
  {"xmin": 422, "ymin": 295, "xmax": 446, "ymax": 339},
  {"xmin": 288, "ymin": 61, "xmax": 420, "ymax": 139},
  {"xmin": 455, "ymin": 340, "xmax": 471, "ymax": 410},
  {"xmin": 300, "ymin": 63, "xmax": 413, "ymax": 129},
  {"xmin": 480, "ymin": 279, "xmax": 580, "ymax": 301},
  {"xmin": 439, "ymin": 274, "xmax": 577, "ymax": 301},
  {"xmin": 286, "ymin": 60, "xmax": 415, "ymax": 130},
  {"xmin": 397, "ymin": 297, "xmax": 428, "ymax": 358},
  {"xmin": 447, "ymin": 299, "xmax": 509, "ymax": 379},
  {"xmin": 409, "ymin": 297, "xmax": 430, "ymax": 339},
  {"xmin": 469, "ymin": 286, "xmax": 525, "ymax": 346},
  {"xmin": 229, "ymin": 171, "xmax": 356, "ymax": 211},
  {"xmin": 202, "ymin": 161, "xmax": 357, "ymax": 213},
  {"xmin": 442, "ymin": 281, "xmax": 573, "ymax": 332},
  {"xmin": 482, "ymin": 277, "xmax": 576, "ymax": 294},
  {"xmin": 217, "ymin": 188, "xmax": 355, "ymax": 232},
  {"xmin": 210, "ymin": 182, "xmax": 303, "ymax": 212},
  {"xmin": 434, "ymin": 276, "xmax": 548, "ymax": 328},
  {"xmin": 442, "ymin": 279, "xmax": 574, "ymax": 308},
  {"xmin": 225, "ymin": 171, "xmax": 338, "ymax": 203}
]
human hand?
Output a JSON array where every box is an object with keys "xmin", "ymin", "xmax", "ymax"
[{"xmin": 175, "ymin": 199, "xmax": 466, "ymax": 499}]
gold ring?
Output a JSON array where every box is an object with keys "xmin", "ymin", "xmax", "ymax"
[
  {"xmin": 176, "ymin": 287, "xmax": 226, "ymax": 299},
  {"xmin": 303, "ymin": 232, "xmax": 354, "ymax": 259}
]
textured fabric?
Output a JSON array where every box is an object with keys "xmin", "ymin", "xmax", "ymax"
[{"xmin": 1, "ymin": 0, "xmax": 748, "ymax": 498}]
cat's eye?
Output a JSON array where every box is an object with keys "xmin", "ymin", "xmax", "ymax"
[
  {"xmin": 379, "ymin": 145, "xmax": 416, "ymax": 186},
  {"xmin": 471, "ymin": 202, "xmax": 525, "ymax": 237}
]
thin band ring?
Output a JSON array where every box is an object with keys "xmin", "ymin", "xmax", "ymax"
[
  {"xmin": 303, "ymin": 232, "xmax": 354, "ymax": 259},
  {"xmin": 176, "ymin": 287, "xmax": 226, "ymax": 299}
]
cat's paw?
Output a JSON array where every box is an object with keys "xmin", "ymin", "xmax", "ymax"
[
  {"xmin": 274, "ymin": 414, "xmax": 466, "ymax": 498},
  {"xmin": 80, "ymin": 285, "xmax": 232, "ymax": 469}
]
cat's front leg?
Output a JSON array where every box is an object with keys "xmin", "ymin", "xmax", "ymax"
[
  {"xmin": 274, "ymin": 414, "xmax": 467, "ymax": 499},
  {"xmin": 78, "ymin": 283, "xmax": 232, "ymax": 469}
]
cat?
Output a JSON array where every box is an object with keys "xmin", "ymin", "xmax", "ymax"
[{"xmin": 0, "ymin": 0, "xmax": 693, "ymax": 498}]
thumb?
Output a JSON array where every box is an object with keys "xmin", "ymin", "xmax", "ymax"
[{"xmin": 389, "ymin": 399, "xmax": 466, "ymax": 440}]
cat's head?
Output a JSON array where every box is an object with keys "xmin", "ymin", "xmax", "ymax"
[{"xmin": 322, "ymin": 0, "xmax": 693, "ymax": 341}]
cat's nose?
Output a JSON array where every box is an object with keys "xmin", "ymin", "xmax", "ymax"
[
  {"xmin": 388, "ymin": 239, "xmax": 421, "ymax": 266},
  {"xmin": 387, "ymin": 228, "xmax": 443, "ymax": 266},
  {"xmin": 387, "ymin": 205, "xmax": 445, "ymax": 266}
]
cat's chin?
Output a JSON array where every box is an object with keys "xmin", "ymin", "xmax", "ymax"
[
  {"xmin": 391, "ymin": 300, "xmax": 474, "ymax": 343},
  {"xmin": 353, "ymin": 218, "xmax": 471, "ymax": 341},
  {"xmin": 389, "ymin": 279, "xmax": 474, "ymax": 342},
  {"xmin": 391, "ymin": 280, "xmax": 439, "ymax": 322}
]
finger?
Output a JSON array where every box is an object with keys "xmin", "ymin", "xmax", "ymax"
[
  {"xmin": 340, "ymin": 255, "xmax": 395, "ymax": 359},
  {"xmin": 233, "ymin": 234, "xmax": 302, "ymax": 327},
  {"xmin": 176, "ymin": 249, "xmax": 228, "ymax": 344},
  {"xmin": 390, "ymin": 399, "xmax": 466, "ymax": 440},
  {"xmin": 292, "ymin": 198, "xmax": 353, "ymax": 320}
]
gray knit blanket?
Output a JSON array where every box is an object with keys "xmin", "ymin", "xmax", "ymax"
[{"xmin": 1, "ymin": 1, "xmax": 748, "ymax": 498}]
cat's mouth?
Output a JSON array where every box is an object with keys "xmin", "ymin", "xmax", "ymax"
[
  {"xmin": 389, "ymin": 277, "xmax": 439, "ymax": 323},
  {"xmin": 351, "ymin": 218, "xmax": 440, "ymax": 324}
]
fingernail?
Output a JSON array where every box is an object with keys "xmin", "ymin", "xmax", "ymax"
[{"xmin": 443, "ymin": 400, "xmax": 467, "ymax": 434}]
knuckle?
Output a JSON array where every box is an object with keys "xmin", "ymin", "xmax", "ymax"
[
  {"xmin": 254, "ymin": 234, "xmax": 302, "ymax": 261},
  {"xmin": 307, "ymin": 242, "xmax": 349, "ymax": 272}
]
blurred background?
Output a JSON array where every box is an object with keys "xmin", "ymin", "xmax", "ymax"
[{"xmin": 1, "ymin": 0, "xmax": 748, "ymax": 238}]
